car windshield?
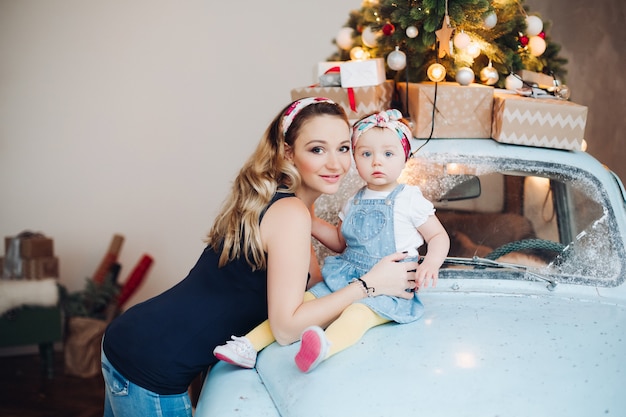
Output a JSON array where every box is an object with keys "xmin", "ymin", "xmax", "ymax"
[{"xmin": 314, "ymin": 152, "xmax": 626, "ymax": 288}]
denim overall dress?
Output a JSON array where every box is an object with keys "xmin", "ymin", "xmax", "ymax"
[{"xmin": 310, "ymin": 184, "xmax": 424, "ymax": 323}]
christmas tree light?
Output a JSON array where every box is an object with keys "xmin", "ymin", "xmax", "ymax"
[{"xmin": 328, "ymin": 0, "xmax": 568, "ymax": 87}]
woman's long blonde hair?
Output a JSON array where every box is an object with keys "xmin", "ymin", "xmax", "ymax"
[{"xmin": 206, "ymin": 100, "xmax": 348, "ymax": 270}]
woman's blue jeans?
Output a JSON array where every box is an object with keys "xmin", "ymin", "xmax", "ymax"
[{"xmin": 101, "ymin": 349, "xmax": 192, "ymax": 417}]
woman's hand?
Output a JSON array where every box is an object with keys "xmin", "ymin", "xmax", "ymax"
[{"xmin": 359, "ymin": 252, "xmax": 417, "ymax": 300}]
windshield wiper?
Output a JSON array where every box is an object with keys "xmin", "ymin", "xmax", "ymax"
[{"xmin": 434, "ymin": 256, "xmax": 558, "ymax": 291}]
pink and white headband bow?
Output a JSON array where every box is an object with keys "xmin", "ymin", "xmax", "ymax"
[
  {"xmin": 281, "ymin": 97, "xmax": 335, "ymax": 137},
  {"xmin": 351, "ymin": 109, "xmax": 412, "ymax": 160}
]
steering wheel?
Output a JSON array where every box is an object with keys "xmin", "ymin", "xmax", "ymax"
[{"xmin": 484, "ymin": 238, "xmax": 566, "ymax": 261}]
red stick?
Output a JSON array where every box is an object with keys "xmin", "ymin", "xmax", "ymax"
[{"xmin": 116, "ymin": 254, "xmax": 154, "ymax": 308}]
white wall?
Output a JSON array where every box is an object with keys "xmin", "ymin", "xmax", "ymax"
[{"xmin": 0, "ymin": 0, "xmax": 356, "ymax": 306}]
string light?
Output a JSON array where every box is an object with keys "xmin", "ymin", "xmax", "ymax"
[
  {"xmin": 350, "ymin": 46, "xmax": 369, "ymax": 61},
  {"xmin": 427, "ymin": 63, "xmax": 446, "ymax": 82}
]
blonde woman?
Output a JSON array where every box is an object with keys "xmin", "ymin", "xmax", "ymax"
[
  {"xmin": 101, "ymin": 98, "xmax": 418, "ymax": 417},
  {"xmin": 214, "ymin": 109, "xmax": 449, "ymax": 373}
]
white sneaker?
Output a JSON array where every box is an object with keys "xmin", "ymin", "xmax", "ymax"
[
  {"xmin": 294, "ymin": 326, "xmax": 330, "ymax": 373},
  {"xmin": 213, "ymin": 335, "xmax": 257, "ymax": 368}
]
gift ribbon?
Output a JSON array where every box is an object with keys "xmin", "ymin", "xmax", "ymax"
[
  {"xmin": 309, "ymin": 66, "xmax": 357, "ymax": 113},
  {"xmin": 347, "ymin": 87, "xmax": 356, "ymax": 113}
]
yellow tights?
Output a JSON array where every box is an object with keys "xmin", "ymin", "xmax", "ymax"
[
  {"xmin": 245, "ymin": 292, "xmax": 389, "ymax": 358},
  {"xmin": 245, "ymin": 291, "xmax": 316, "ymax": 351},
  {"xmin": 324, "ymin": 302, "xmax": 389, "ymax": 357}
]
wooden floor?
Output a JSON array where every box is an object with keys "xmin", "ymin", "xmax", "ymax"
[
  {"xmin": 0, "ymin": 351, "xmax": 104, "ymax": 417},
  {"xmin": 0, "ymin": 350, "xmax": 205, "ymax": 417}
]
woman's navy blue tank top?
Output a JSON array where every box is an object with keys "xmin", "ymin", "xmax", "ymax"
[{"xmin": 102, "ymin": 191, "xmax": 296, "ymax": 394}]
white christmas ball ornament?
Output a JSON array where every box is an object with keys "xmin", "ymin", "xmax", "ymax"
[
  {"xmin": 505, "ymin": 74, "xmax": 524, "ymax": 90},
  {"xmin": 525, "ymin": 15, "xmax": 543, "ymax": 36},
  {"xmin": 527, "ymin": 36, "xmax": 546, "ymax": 56},
  {"xmin": 455, "ymin": 67, "xmax": 475, "ymax": 86},
  {"xmin": 453, "ymin": 32, "xmax": 471, "ymax": 50},
  {"xmin": 387, "ymin": 46, "xmax": 407, "ymax": 71},
  {"xmin": 336, "ymin": 27, "xmax": 355, "ymax": 50},
  {"xmin": 362, "ymin": 26, "xmax": 379, "ymax": 48},
  {"xmin": 406, "ymin": 25, "xmax": 419, "ymax": 38},
  {"xmin": 479, "ymin": 64, "xmax": 499, "ymax": 85},
  {"xmin": 483, "ymin": 12, "xmax": 497, "ymax": 29}
]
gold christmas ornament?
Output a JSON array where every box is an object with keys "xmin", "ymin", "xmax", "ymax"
[
  {"xmin": 480, "ymin": 63, "xmax": 499, "ymax": 85},
  {"xmin": 528, "ymin": 36, "xmax": 547, "ymax": 56}
]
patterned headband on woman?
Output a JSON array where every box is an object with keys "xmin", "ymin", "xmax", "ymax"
[
  {"xmin": 281, "ymin": 97, "xmax": 335, "ymax": 137},
  {"xmin": 351, "ymin": 109, "xmax": 413, "ymax": 161}
]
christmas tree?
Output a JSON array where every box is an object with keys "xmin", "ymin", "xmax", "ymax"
[{"xmin": 328, "ymin": 0, "xmax": 568, "ymax": 89}]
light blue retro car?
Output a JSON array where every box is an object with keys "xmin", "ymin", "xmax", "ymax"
[{"xmin": 196, "ymin": 138, "xmax": 626, "ymax": 417}]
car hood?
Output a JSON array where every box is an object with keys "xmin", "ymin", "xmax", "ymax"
[{"xmin": 200, "ymin": 285, "xmax": 626, "ymax": 417}]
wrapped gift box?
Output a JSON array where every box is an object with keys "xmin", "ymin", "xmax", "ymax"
[
  {"xmin": 491, "ymin": 92, "xmax": 588, "ymax": 151},
  {"xmin": 317, "ymin": 61, "xmax": 344, "ymax": 78},
  {"xmin": 340, "ymin": 58, "xmax": 386, "ymax": 88},
  {"xmin": 5, "ymin": 235, "xmax": 54, "ymax": 259},
  {"xmin": 22, "ymin": 257, "xmax": 60, "ymax": 279},
  {"xmin": 397, "ymin": 82, "xmax": 494, "ymax": 139},
  {"xmin": 291, "ymin": 80, "xmax": 395, "ymax": 120},
  {"xmin": 316, "ymin": 62, "xmax": 343, "ymax": 86},
  {"xmin": 0, "ymin": 256, "xmax": 59, "ymax": 279}
]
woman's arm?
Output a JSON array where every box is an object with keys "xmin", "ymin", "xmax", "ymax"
[
  {"xmin": 414, "ymin": 215, "xmax": 450, "ymax": 289},
  {"xmin": 307, "ymin": 243, "xmax": 322, "ymax": 289},
  {"xmin": 262, "ymin": 197, "xmax": 417, "ymax": 345}
]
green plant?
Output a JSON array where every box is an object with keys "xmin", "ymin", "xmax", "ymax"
[{"xmin": 60, "ymin": 276, "xmax": 119, "ymax": 321}]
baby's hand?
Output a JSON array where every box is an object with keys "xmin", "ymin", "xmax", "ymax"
[{"xmin": 413, "ymin": 261, "xmax": 440, "ymax": 290}]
